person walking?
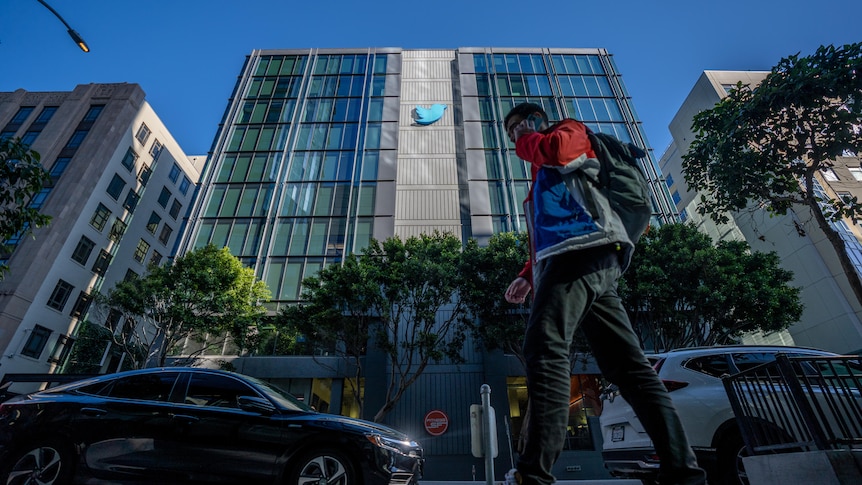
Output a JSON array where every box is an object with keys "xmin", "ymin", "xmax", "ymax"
[{"xmin": 502, "ymin": 102, "xmax": 706, "ymax": 485}]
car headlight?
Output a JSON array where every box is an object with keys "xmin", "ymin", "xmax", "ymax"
[{"xmin": 365, "ymin": 434, "xmax": 422, "ymax": 458}]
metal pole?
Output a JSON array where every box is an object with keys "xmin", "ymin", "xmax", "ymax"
[{"xmin": 481, "ymin": 384, "xmax": 494, "ymax": 485}]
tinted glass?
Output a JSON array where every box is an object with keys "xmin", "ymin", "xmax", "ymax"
[
  {"xmin": 82, "ymin": 372, "xmax": 180, "ymax": 401},
  {"xmin": 184, "ymin": 373, "xmax": 257, "ymax": 408},
  {"xmin": 683, "ymin": 354, "xmax": 732, "ymax": 377}
]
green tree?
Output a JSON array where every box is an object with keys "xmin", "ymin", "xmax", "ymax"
[
  {"xmin": 279, "ymin": 232, "xmax": 470, "ymax": 423},
  {"xmin": 620, "ymin": 223, "xmax": 803, "ymax": 351},
  {"xmin": 99, "ymin": 244, "xmax": 270, "ymax": 368},
  {"xmin": 683, "ymin": 42, "xmax": 862, "ymax": 305},
  {"xmin": 460, "ymin": 232, "xmax": 532, "ymax": 368},
  {"xmin": 0, "ymin": 137, "xmax": 52, "ymax": 278}
]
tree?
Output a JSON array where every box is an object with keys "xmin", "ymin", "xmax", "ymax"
[
  {"xmin": 99, "ymin": 244, "xmax": 270, "ymax": 368},
  {"xmin": 683, "ymin": 42, "xmax": 862, "ymax": 306},
  {"xmin": 0, "ymin": 137, "xmax": 52, "ymax": 278},
  {"xmin": 460, "ymin": 232, "xmax": 532, "ymax": 368},
  {"xmin": 278, "ymin": 232, "xmax": 470, "ymax": 423},
  {"xmin": 620, "ymin": 223, "xmax": 803, "ymax": 351}
]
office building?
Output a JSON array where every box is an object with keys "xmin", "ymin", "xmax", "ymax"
[
  {"xmin": 0, "ymin": 83, "xmax": 203, "ymax": 390},
  {"xmin": 659, "ymin": 70, "xmax": 862, "ymax": 353},
  {"xmin": 172, "ymin": 47, "xmax": 677, "ymax": 479}
]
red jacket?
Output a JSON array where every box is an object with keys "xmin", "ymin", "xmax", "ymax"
[{"xmin": 514, "ymin": 119, "xmax": 596, "ymax": 283}]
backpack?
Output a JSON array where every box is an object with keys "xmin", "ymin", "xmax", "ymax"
[{"xmin": 584, "ymin": 132, "xmax": 652, "ymax": 243}]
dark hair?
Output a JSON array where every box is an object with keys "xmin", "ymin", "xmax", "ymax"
[{"xmin": 504, "ymin": 102, "xmax": 547, "ymax": 128}]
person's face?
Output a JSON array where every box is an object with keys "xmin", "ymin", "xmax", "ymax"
[{"xmin": 506, "ymin": 114, "xmax": 527, "ymax": 143}]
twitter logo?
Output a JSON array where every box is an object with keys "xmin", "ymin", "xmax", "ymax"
[{"xmin": 414, "ymin": 104, "xmax": 447, "ymax": 125}]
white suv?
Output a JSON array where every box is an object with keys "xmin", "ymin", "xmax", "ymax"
[{"xmin": 599, "ymin": 345, "xmax": 841, "ymax": 485}]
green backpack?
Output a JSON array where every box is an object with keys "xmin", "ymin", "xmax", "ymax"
[{"xmin": 585, "ymin": 132, "xmax": 652, "ymax": 243}]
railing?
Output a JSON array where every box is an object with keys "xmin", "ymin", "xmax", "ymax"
[{"xmin": 722, "ymin": 354, "xmax": 862, "ymax": 455}]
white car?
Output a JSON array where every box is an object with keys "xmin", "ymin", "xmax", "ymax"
[{"xmin": 599, "ymin": 345, "xmax": 841, "ymax": 485}]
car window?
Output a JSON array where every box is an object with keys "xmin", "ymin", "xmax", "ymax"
[
  {"xmin": 184, "ymin": 374, "xmax": 257, "ymax": 408},
  {"xmin": 731, "ymin": 352, "xmax": 782, "ymax": 372},
  {"xmin": 683, "ymin": 354, "xmax": 732, "ymax": 377},
  {"xmin": 80, "ymin": 372, "xmax": 180, "ymax": 402}
]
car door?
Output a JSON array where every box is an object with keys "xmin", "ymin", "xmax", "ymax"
[
  {"xmin": 160, "ymin": 372, "xmax": 285, "ymax": 484},
  {"xmin": 73, "ymin": 371, "xmax": 182, "ymax": 481}
]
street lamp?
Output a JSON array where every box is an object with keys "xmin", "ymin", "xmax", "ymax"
[{"xmin": 35, "ymin": 0, "xmax": 90, "ymax": 52}]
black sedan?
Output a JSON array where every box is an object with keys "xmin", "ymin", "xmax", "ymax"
[{"xmin": 0, "ymin": 367, "xmax": 423, "ymax": 485}]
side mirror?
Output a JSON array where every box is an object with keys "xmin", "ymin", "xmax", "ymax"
[{"xmin": 237, "ymin": 395, "xmax": 276, "ymax": 415}]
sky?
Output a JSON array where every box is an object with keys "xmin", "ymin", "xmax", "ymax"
[{"xmin": 1, "ymin": 0, "xmax": 860, "ymax": 158}]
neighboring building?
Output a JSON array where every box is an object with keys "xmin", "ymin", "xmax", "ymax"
[
  {"xmin": 659, "ymin": 70, "xmax": 862, "ymax": 353},
  {"xmin": 175, "ymin": 47, "xmax": 678, "ymax": 480},
  {"xmin": 0, "ymin": 83, "xmax": 204, "ymax": 391}
]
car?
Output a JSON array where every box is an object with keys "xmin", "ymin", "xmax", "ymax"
[
  {"xmin": 0, "ymin": 367, "xmax": 424, "ymax": 485},
  {"xmin": 598, "ymin": 345, "xmax": 843, "ymax": 485}
]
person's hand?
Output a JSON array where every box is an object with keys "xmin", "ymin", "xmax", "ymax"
[
  {"xmin": 511, "ymin": 118, "xmax": 536, "ymax": 142},
  {"xmin": 505, "ymin": 277, "xmax": 531, "ymax": 304}
]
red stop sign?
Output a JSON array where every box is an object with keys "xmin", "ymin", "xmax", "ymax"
[{"xmin": 424, "ymin": 410, "xmax": 449, "ymax": 436}]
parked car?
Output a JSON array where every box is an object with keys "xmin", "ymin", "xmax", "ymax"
[
  {"xmin": 0, "ymin": 367, "xmax": 424, "ymax": 485},
  {"xmin": 599, "ymin": 345, "xmax": 842, "ymax": 485}
]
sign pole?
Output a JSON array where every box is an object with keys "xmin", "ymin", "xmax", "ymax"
[{"xmin": 481, "ymin": 384, "xmax": 494, "ymax": 485}]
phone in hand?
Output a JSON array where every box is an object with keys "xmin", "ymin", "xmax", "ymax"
[{"xmin": 527, "ymin": 114, "xmax": 544, "ymax": 131}]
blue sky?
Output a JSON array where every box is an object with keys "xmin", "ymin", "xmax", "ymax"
[{"xmin": 2, "ymin": 0, "xmax": 860, "ymax": 158}]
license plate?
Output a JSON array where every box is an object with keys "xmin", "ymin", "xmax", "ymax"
[{"xmin": 611, "ymin": 425, "xmax": 625, "ymax": 442}]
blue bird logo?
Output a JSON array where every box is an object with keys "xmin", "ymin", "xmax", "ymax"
[{"xmin": 414, "ymin": 104, "xmax": 447, "ymax": 125}]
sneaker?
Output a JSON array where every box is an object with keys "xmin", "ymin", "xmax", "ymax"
[{"xmin": 503, "ymin": 468, "xmax": 522, "ymax": 485}]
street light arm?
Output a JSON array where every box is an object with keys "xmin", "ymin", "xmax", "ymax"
[{"xmin": 36, "ymin": 0, "xmax": 90, "ymax": 52}]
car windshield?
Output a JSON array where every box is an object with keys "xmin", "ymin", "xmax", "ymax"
[{"xmin": 245, "ymin": 376, "xmax": 313, "ymax": 412}]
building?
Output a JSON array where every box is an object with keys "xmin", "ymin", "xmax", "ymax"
[
  {"xmin": 0, "ymin": 83, "xmax": 204, "ymax": 390},
  {"xmin": 173, "ymin": 47, "xmax": 677, "ymax": 480},
  {"xmin": 659, "ymin": 70, "xmax": 862, "ymax": 353}
]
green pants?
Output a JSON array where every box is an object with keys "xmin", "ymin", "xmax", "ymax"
[{"xmin": 518, "ymin": 245, "xmax": 706, "ymax": 485}]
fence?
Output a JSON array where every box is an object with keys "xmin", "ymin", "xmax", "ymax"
[{"xmin": 722, "ymin": 354, "xmax": 862, "ymax": 455}]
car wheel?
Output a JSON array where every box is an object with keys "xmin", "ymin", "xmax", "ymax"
[
  {"xmin": 287, "ymin": 448, "xmax": 357, "ymax": 485},
  {"xmin": 716, "ymin": 429, "xmax": 748, "ymax": 485},
  {"xmin": 3, "ymin": 440, "xmax": 75, "ymax": 485}
]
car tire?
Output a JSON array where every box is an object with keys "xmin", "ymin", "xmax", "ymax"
[
  {"xmin": 286, "ymin": 448, "xmax": 357, "ymax": 485},
  {"xmin": 716, "ymin": 429, "xmax": 748, "ymax": 485},
  {"xmin": 2, "ymin": 439, "xmax": 75, "ymax": 485}
]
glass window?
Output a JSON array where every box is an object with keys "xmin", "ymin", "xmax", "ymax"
[
  {"xmin": 146, "ymin": 212, "xmax": 161, "ymax": 234},
  {"xmin": 20, "ymin": 131, "xmax": 38, "ymax": 146},
  {"xmin": 123, "ymin": 189, "xmax": 140, "ymax": 213},
  {"xmin": 150, "ymin": 250, "xmax": 163, "ymax": 267},
  {"xmin": 9, "ymin": 107, "xmax": 35, "ymax": 124},
  {"xmin": 149, "ymin": 139, "xmax": 163, "ymax": 159},
  {"xmin": 158, "ymin": 187, "xmax": 172, "ymax": 208},
  {"xmin": 136, "ymin": 123, "xmax": 151, "ymax": 144},
  {"xmin": 731, "ymin": 352, "xmax": 782, "ymax": 373},
  {"xmin": 106, "ymin": 174, "xmax": 126, "ymax": 200},
  {"xmin": 47, "ymin": 280, "xmax": 74, "ymax": 311},
  {"xmin": 90, "ymin": 204, "xmax": 111, "ymax": 231},
  {"xmin": 121, "ymin": 147, "xmax": 138, "ymax": 171},
  {"xmin": 169, "ymin": 163, "xmax": 181, "ymax": 183},
  {"xmin": 849, "ymin": 167, "xmax": 862, "ymax": 181},
  {"xmin": 71, "ymin": 236, "xmax": 96, "ymax": 265},
  {"xmin": 91, "ymin": 249, "xmax": 112, "ymax": 276},
  {"xmin": 50, "ymin": 157, "xmax": 72, "ymax": 182},
  {"xmin": 169, "ymin": 200, "xmax": 182, "ymax": 220},
  {"xmin": 683, "ymin": 354, "xmax": 732, "ymax": 378},
  {"xmin": 158, "ymin": 225, "xmax": 173, "ymax": 245},
  {"xmin": 184, "ymin": 374, "xmax": 256, "ymax": 408},
  {"xmin": 64, "ymin": 129, "xmax": 88, "ymax": 149},
  {"xmin": 134, "ymin": 239, "xmax": 151, "ymax": 263},
  {"xmin": 48, "ymin": 335, "xmax": 75, "ymax": 365},
  {"xmin": 179, "ymin": 176, "xmax": 191, "ymax": 195},
  {"xmin": 21, "ymin": 325, "xmax": 52, "ymax": 359},
  {"xmin": 83, "ymin": 105, "xmax": 104, "ymax": 122},
  {"xmin": 109, "ymin": 218, "xmax": 127, "ymax": 242},
  {"xmin": 138, "ymin": 164, "xmax": 152, "ymax": 186},
  {"xmin": 70, "ymin": 291, "xmax": 93, "ymax": 317},
  {"xmin": 99, "ymin": 373, "xmax": 180, "ymax": 401}
]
